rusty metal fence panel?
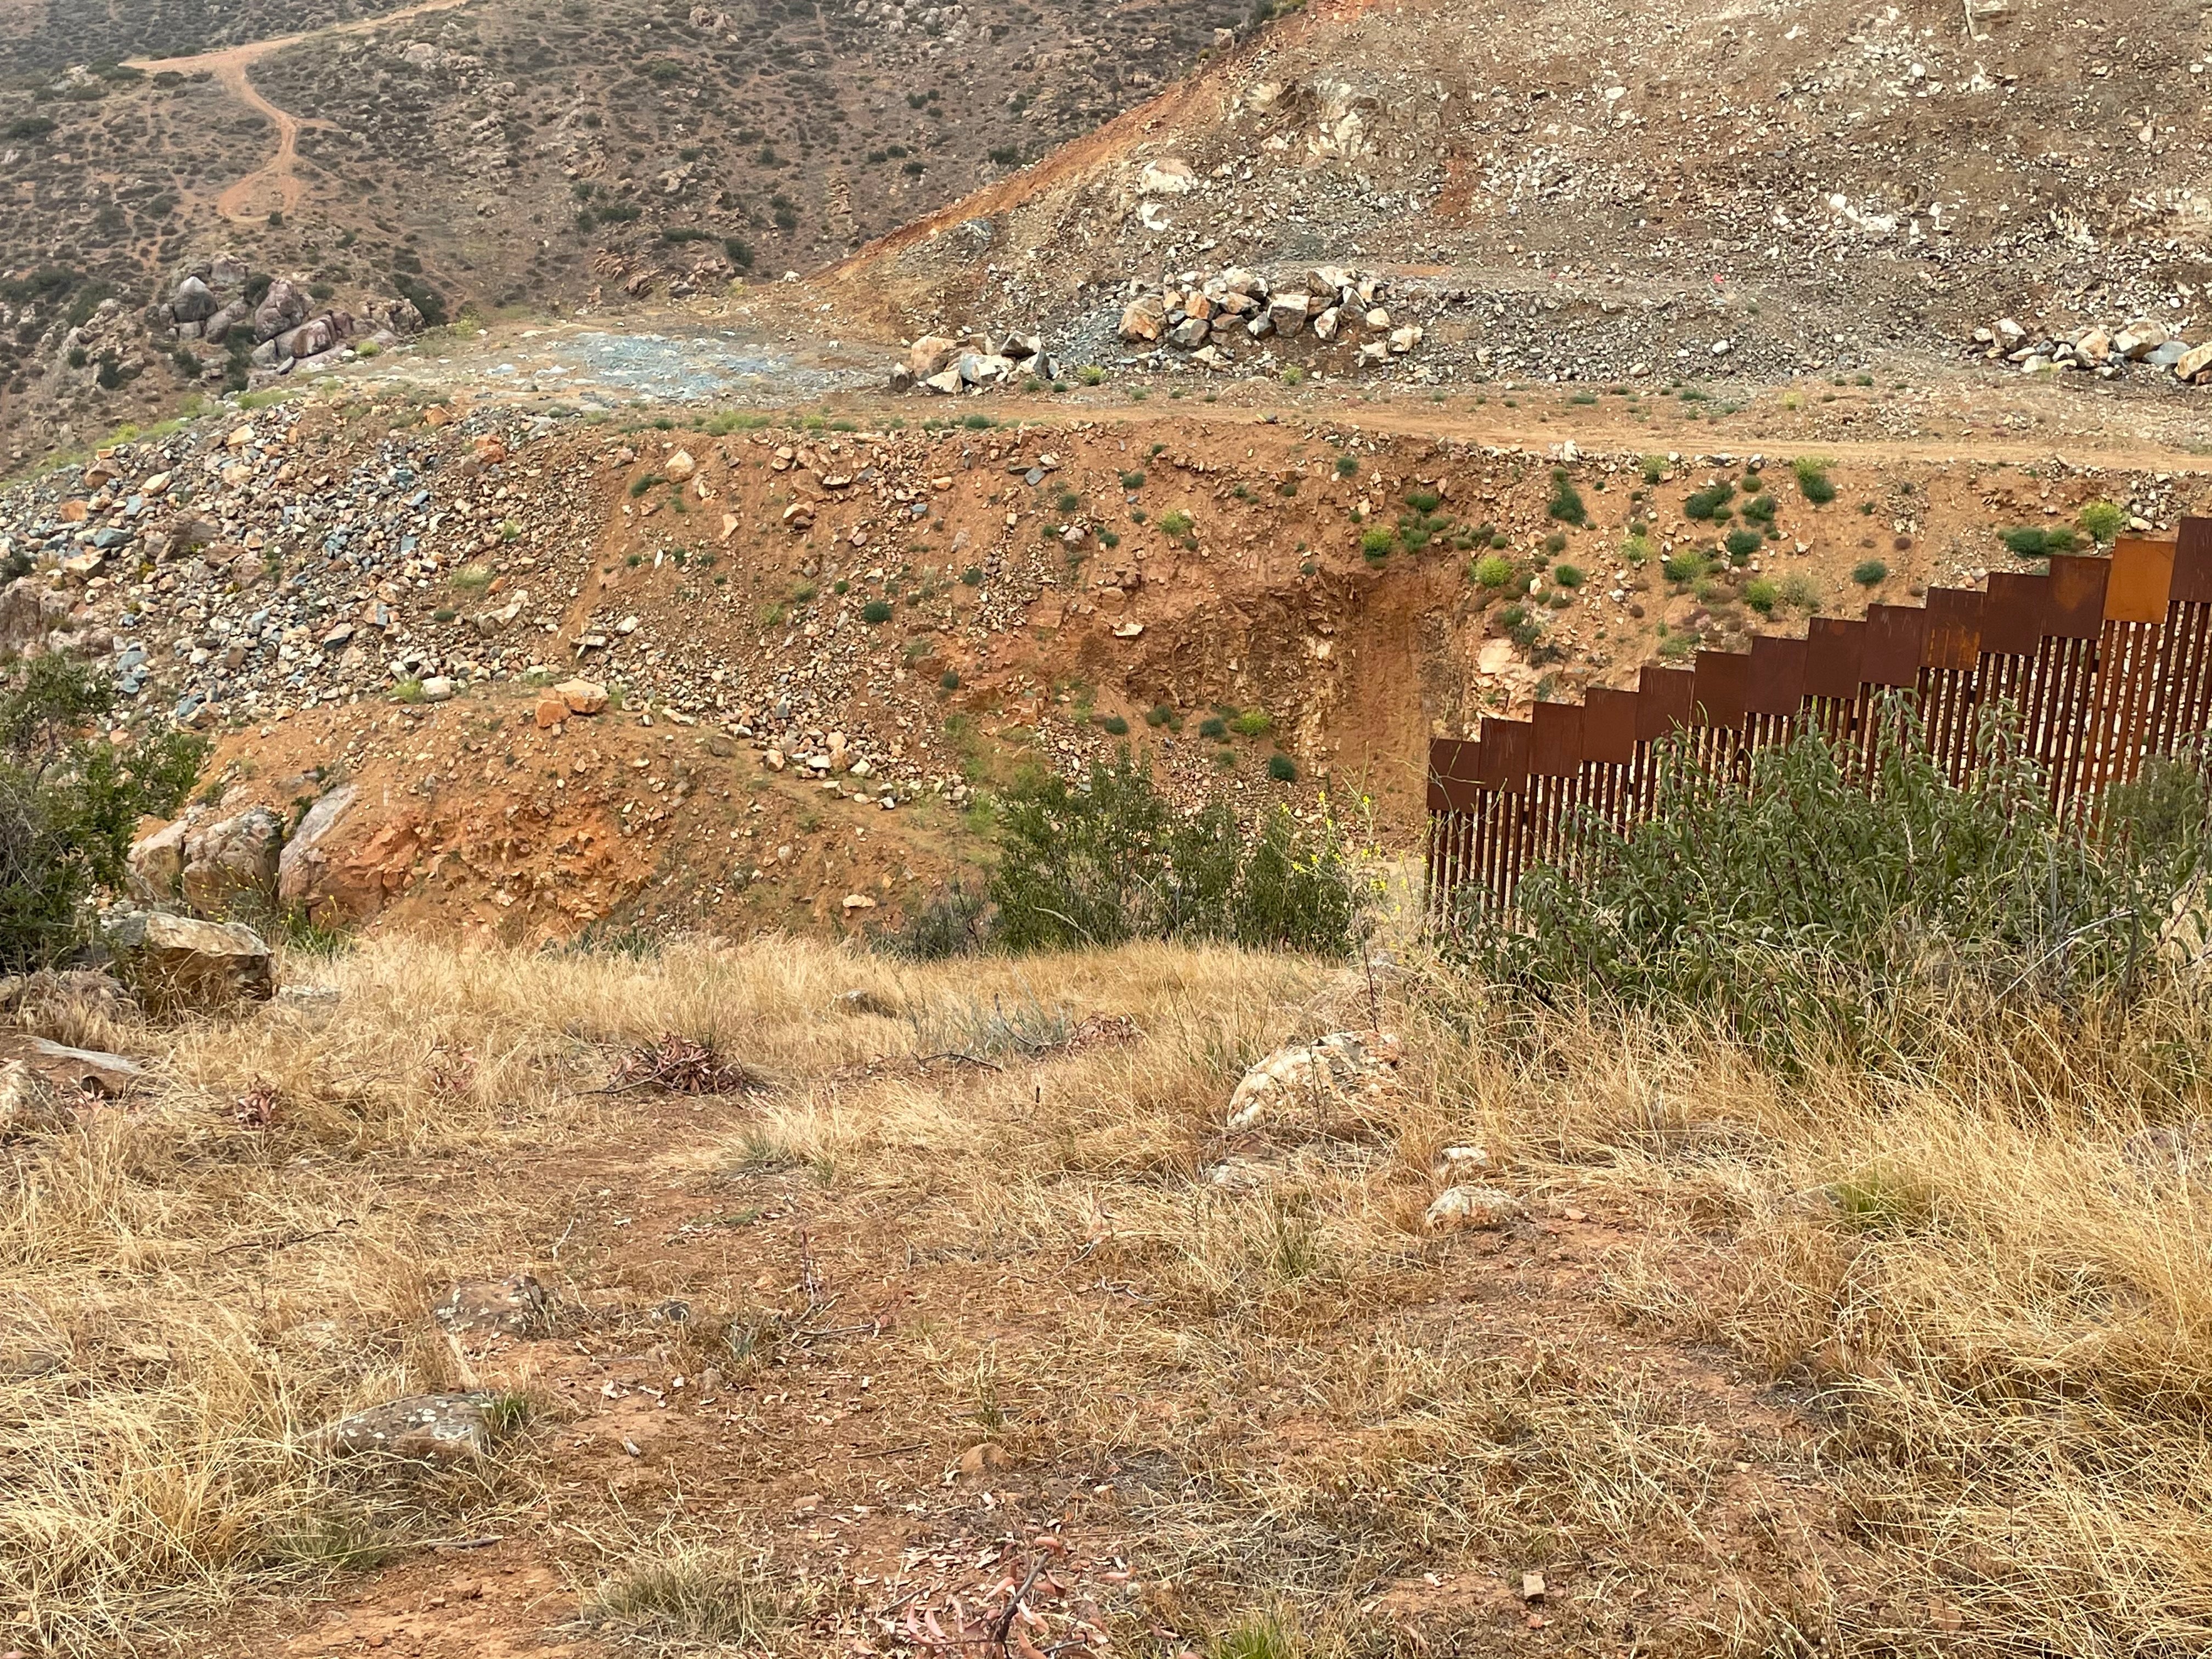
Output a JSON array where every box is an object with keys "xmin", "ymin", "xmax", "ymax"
[{"xmin": 1426, "ymin": 519, "xmax": 2212, "ymax": 927}]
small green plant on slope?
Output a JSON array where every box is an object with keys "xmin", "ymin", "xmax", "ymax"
[
  {"xmin": 0, "ymin": 657, "xmax": 206, "ymax": 968},
  {"xmin": 990, "ymin": 752, "xmax": 1360, "ymax": 955}
]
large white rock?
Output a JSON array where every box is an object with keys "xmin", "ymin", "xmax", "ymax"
[{"xmin": 1226, "ymin": 1030, "xmax": 1402, "ymax": 1132}]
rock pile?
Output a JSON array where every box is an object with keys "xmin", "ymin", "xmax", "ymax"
[
  {"xmin": 150, "ymin": 256, "xmax": 423, "ymax": 379},
  {"xmin": 1115, "ymin": 264, "xmax": 1420, "ymax": 369},
  {"xmin": 891, "ymin": 331, "xmax": 1066, "ymax": 394},
  {"xmin": 1967, "ymin": 316, "xmax": 2210, "ymax": 382}
]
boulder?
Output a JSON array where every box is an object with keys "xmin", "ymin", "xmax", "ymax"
[
  {"xmin": 252, "ymin": 279, "xmax": 308, "ymax": 345},
  {"xmin": 908, "ymin": 334, "xmax": 960, "ymax": 378},
  {"xmin": 664, "ymin": 449, "xmax": 697, "ymax": 482},
  {"xmin": 1268, "ymin": 294, "xmax": 1311, "ymax": 337},
  {"xmin": 1311, "ymin": 307, "xmax": 1342, "ymax": 342},
  {"xmin": 2176, "ymin": 342, "xmax": 2212, "ymax": 385},
  {"xmin": 314, "ymin": 1393, "xmax": 496, "ymax": 1464},
  {"xmin": 280, "ymin": 315, "xmax": 339, "ymax": 359},
  {"xmin": 555, "ymin": 678, "xmax": 608, "ymax": 715},
  {"xmin": 1168, "ymin": 315, "xmax": 1211, "ymax": 349},
  {"xmin": 21, "ymin": 1037, "xmax": 144, "ymax": 1097},
  {"xmin": 1118, "ymin": 296, "xmax": 1167, "ymax": 343},
  {"xmin": 101, "ymin": 909, "xmax": 275, "ymax": 1012},
  {"xmin": 171, "ymin": 277, "xmax": 218, "ymax": 324},
  {"xmin": 180, "ymin": 806, "xmax": 284, "ymax": 915},
  {"xmin": 1225, "ymin": 1030, "xmax": 1402, "ymax": 1133},
  {"xmin": 434, "ymin": 1274, "xmax": 550, "ymax": 1336},
  {"xmin": 1423, "ymin": 1184, "xmax": 1523, "ymax": 1233},
  {"xmin": 209, "ymin": 253, "xmax": 250, "ymax": 290},
  {"xmin": 278, "ymin": 784, "xmax": 358, "ymax": 905},
  {"xmin": 127, "ymin": 818, "xmax": 191, "ymax": 903},
  {"xmin": 1137, "ymin": 157, "xmax": 1196, "ymax": 195}
]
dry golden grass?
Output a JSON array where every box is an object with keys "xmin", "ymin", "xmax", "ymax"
[{"xmin": 3, "ymin": 929, "xmax": 2210, "ymax": 1654}]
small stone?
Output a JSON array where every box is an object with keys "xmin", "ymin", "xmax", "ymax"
[
  {"xmin": 663, "ymin": 450, "xmax": 697, "ymax": 482},
  {"xmin": 1424, "ymin": 1184, "xmax": 1524, "ymax": 1233},
  {"xmin": 434, "ymin": 1274, "xmax": 550, "ymax": 1337},
  {"xmin": 534, "ymin": 696, "xmax": 567, "ymax": 729},
  {"xmin": 315, "ymin": 1393, "xmax": 495, "ymax": 1464},
  {"xmin": 420, "ymin": 675, "xmax": 455, "ymax": 702}
]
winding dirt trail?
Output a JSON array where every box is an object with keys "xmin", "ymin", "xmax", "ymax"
[{"xmin": 127, "ymin": 0, "xmax": 472, "ymax": 222}]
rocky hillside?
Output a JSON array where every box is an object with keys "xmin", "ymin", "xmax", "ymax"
[
  {"xmin": 5, "ymin": 368, "xmax": 2206, "ymax": 941},
  {"xmin": 0, "ymin": 0, "xmax": 1267, "ymax": 458},
  {"xmin": 834, "ymin": 0, "xmax": 2212, "ymax": 396}
]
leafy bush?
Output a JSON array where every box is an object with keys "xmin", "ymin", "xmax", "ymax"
[
  {"xmin": 2001, "ymin": 526, "xmax": 2079, "ymax": 558},
  {"xmin": 1472, "ymin": 555, "xmax": 1515, "ymax": 589},
  {"xmin": 2078, "ymin": 501, "xmax": 2126, "ymax": 545},
  {"xmin": 0, "ymin": 658, "xmax": 206, "ymax": 968},
  {"xmin": 860, "ymin": 600, "xmax": 893, "ymax": 624},
  {"xmin": 991, "ymin": 753, "xmax": 1358, "ymax": 953},
  {"xmin": 1744, "ymin": 577, "xmax": 1779, "ymax": 614},
  {"xmin": 1119, "ymin": 470, "xmax": 1145, "ymax": 489},
  {"xmin": 1465, "ymin": 704, "xmax": 2212, "ymax": 1064},
  {"xmin": 1545, "ymin": 467, "xmax": 1588, "ymax": 527},
  {"xmin": 1198, "ymin": 715, "xmax": 1228, "ymax": 740},
  {"xmin": 1852, "ymin": 558, "xmax": 1888, "ymax": 586},
  {"xmin": 1792, "ymin": 455, "xmax": 1837, "ymax": 505},
  {"xmin": 1360, "ymin": 527, "xmax": 1393, "ymax": 558},
  {"xmin": 1684, "ymin": 481, "xmax": 1735, "ymax": 521},
  {"xmin": 1334, "ymin": 455, "xmax": 1358, "ymax": 478},
  {"xmin": 1156, "ymin": 510, "xmax": 1194, "ymax": 539},
  {"xmin": 1267, "ymin": 753, "xmax": 1299, "ymax": 782},
  {"xmin": 1229, "ymin": 709, "xmax": 1272, "ymax": 737},
  {"xmin": 1725, "ymin": 528, "xmax": 1764, "ymax": 562},
  {"xmin": 1095, "ymin": 713, "xmax": 1129, "ymax": 736},
  {"xmin": 1552, "ymin": 563, "xmax": 1584, "ymax": 589},
  {"xmin": 885, "ymin": 880, "xmax": 989, "ymax": 960}
]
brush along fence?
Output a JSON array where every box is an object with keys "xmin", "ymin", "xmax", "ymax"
[{"xmin": 1426, "ymin": 521, "xmax": 2212, "ymax": 925}]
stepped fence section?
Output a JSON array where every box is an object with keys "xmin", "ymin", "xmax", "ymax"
[{"xmin": 1425, "ymin": 519, "xmax": 2212, "ymax": 925}]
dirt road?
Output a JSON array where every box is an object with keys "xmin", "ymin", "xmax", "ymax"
[{"xmin": 127, "ymin": 0, "xmax": 472, "ymax": 221}]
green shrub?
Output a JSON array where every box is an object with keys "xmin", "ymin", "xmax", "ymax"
[
  {"xmin": 2078, "ymin": 501, "xmax": 2126, "ymax": 545},
  {"xmin": 990, "ymin": 753, "xmax": 1357, "ymax": 953},
  {"xmin": 1542, "ymin": 531, "xmax": 1567, "ymax": 557},
  {"xmin": 1096, "ymin": 713, "xmax": 1130, "ymax": 735},
  {"xmin": 1640, "ymin": 454, "xmax": 1667, "ymax": 486},
  {"xmin": 1852, "ymin": 558, "xmax": 1888, "ymax": 587},
  {"xmin": 2000, "ymin": 526, "xmax": 2079, "ymax": 558},
  {"xmin": 939, "ymin": 669, "xmax": 961, "ymax": 691},
  {"xmin": 885, "ymin": 880, "xmax": 989, "ymax": 960},
  {"xmin": 0, "ymin": 658, "xmax": 207, "ymax": 968},
  {"xmin": 1229, "ymin": 709, "xmax": 1272, "ymax": 737},
  {"xmin": 1792, "ymin": 455, "xmax": 1838, "ymax": 505},
  {"xmin": 1198, "ymin": 715, "xmax": 1228, "ymax": 739},
  {"xmin": 1472, "ymin": 554, "xmax": 1516, "ymax": 589},
  {"xmin": 1741, "ymin": 494, "xmax": 1778, "ymax": 524},
  {"xmin": 1744, "ymin": 577, "xmax": 1779, "ymax": 614},
  {"xmin": 861, "ymin": 600, "xmax": 893, "ymax": 624},
  {"xmin": 1546, "ymin": 467, "xmax": 1589, "ymax": 527},
  {"xmin": 1267, "ymin": 753, "xmax": 1299, "ymax": 783},
  {"xmin": 1725, "ymin": 528, "xmax": 1764, "ymax": 562},
  {"xmin": 1360, "ymin": 527, "xmax": 1394, "ymax": 558},
  {"xmin": 1144, "ymin": 703, "xmax": 1176, "ymax": 727},
  {"xmin": 1334, "ymin": 455, "xmax": 1358, "ymax": 478},
  {"xmin": 1684, "ymin": 480, "xmax": 1736, "ymax": 521},
  {"xmin": 1157, "ymin": 510, "xmax": 1194, "ymax": 539},
  {"xmin": 1406, "ymin": 489, "xmax": 1441, "ymax": 514},
  {"xmin": 1552, "ymin": 563, "xmax": 1584, "ymax": 589},
  {"xmin": 1465, "ymin": 704, "xmax": 2212, "ymax": 1065}
]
